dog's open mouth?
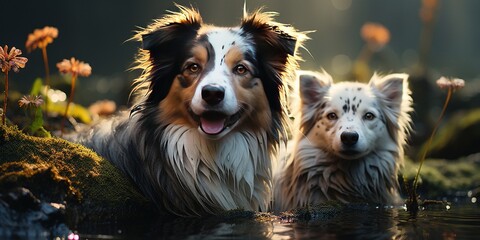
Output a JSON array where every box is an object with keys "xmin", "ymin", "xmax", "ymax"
[{"xmin": 189, "ymin": 109, "xmax": 243, "ymax": 135}]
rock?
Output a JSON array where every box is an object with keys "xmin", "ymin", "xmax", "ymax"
[
  {"xmin": 0, "ymin": 124, "xmax": 156, "ymax": 228},
  {"xmin": 0, "ymin": 187, "xmax": 70, "ymax": 239}
]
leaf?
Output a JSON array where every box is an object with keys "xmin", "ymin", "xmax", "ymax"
[
  {"xmin": 30, "ymin": 78, "xmax": 44, "ymax": 96},
  {"xmin": 35, "ymin": 126, "xmax": 52, "ymax": 138},
  {"xmin": 47, "ymin": 102, "xmax": 92, "ymax": 124},
  {"xmin": 28, "ymin": 107, "xmax": 45, "ymax": 134}
]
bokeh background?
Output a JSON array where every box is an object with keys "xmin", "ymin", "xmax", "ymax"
[{"xmin": 1, "ymin": 0, "xmax": 480, "ymax": 160}]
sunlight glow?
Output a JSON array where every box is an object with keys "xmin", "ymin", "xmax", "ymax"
[
  {"xmin": 332, "ymin": 0, "xmax": 352, "ymax": 11},
  {"xmin": 331, "ymin": 54, "xmax": 352, "ymax": 76},
  {"xmin": 48, "ymin": 88, "xmax": 67, "ymax": 102}
]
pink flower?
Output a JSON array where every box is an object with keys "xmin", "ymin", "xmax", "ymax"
[
  {"xmin": 18, "ymin": 95, "xmax": 44, "ymax": 108},
  {"xmin": 436, "ymin": 76, "xmax": 465, "ymax": 91},
  {"xmin": 57, "ymin": 57, "xmax": 92, "ymax": 77},
  {"xmin": 0, "ymin": 45, "xmax": 28, "ymax": 73}
]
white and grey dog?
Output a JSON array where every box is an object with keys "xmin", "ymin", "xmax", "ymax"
[{"xmin": 275, "ymin": 70, "xmax": 412, "ymax": 210}]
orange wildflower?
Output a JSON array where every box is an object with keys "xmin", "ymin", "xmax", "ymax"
[
  {"xmin": 25, "ymin": 26, "xmax": 59, "ymax": 52},
  {"xmin": 360, "ymin": 22, "xmax": 390, "ymax": 50},
  {"xmin": 0, "ymin": 45, "xmax": 28, "ymax": 73},
  {"xmin": 420, "ymin": 0, "xmax": 439, "ymax": 22},
  {"xmin": 57, "ymin": 57, "xmax": 92, "ymax": 77},
  {"xmin": 57, "ymin": 57, "xmax": 92, "ymax": 133},
  {"xmin": 0, "ymin": 45, "xmax": 28, "ymax": 125},
  {"xmin": 88, "ymin": 100, "xmax": 117, "ymax": 116}
]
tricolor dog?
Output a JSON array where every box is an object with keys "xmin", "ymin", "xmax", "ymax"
[{"xmin": 71, "ymin": 6, "xmax": 303, "ymax": 216}]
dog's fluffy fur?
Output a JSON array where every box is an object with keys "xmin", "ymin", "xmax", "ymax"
[
  {"xmin": 275, "ymin": 70, "xmax": 412, "ymax": 210},
  {"xmin": 72, "ymin": 6, "xmax": 303, "ymax": 216}
]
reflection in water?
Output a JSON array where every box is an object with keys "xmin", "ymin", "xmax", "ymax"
[
  {"xmin": 74, "ymin": 204, "xmax": 479, "ymax": 239},
  {"xmin": 271, "ymin": 205, "xmax": 479, "ymax": 240},
  {"xmin": 148, "ymin": 217, "xmax": 274, "ymax": 239}
]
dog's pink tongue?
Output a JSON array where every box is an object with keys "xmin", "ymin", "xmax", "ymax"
[{"xmin": 200, "ymin": 118, "xmax": 225, "ymax": 135}]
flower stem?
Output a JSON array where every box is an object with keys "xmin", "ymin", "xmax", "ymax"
[
  {"xmin": 413, "ymin": 88, "xmax": 452, "ymax": 191},
  {"xmin": 41, "ymin": 46, "xmax": 51, "ymax": 116},
  {"xmin": 61, "ymin": 74, "xmax": 77, "ymax": 133},
  {"xmin": 2, "ymin": 71, "xmax": 9, "ymax": 125}
]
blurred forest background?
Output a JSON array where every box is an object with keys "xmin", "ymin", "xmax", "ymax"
[{"xmin": 1, "ymin": 0, "xmax": 480, "ymax": 160}]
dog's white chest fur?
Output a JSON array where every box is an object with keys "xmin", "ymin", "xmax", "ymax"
[{"xmin": 160, "ymin": 125, "xmax": 272, "ymax": 212}]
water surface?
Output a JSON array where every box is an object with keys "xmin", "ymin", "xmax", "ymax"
[{"xmin": 74, "ymin": 203, "xmax": 479, "ymax": 239}]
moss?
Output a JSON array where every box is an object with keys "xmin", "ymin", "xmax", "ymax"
[
  {"xmin": 0, "ymin": 124, "xmax": 154, "ymax": 221},
  {"xmin": 402, "ymin": 156, "xmax": 480, "ymax": 197}
]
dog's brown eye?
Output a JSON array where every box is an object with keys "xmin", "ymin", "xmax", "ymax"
[
  {"xmin": 187, "ymin": 63, "xmax": 201, "ymax": 73},
  {"xmin": 364, "ymin": 112, "xmax": 375, "ymax": 120},
  {"xmin": 327, "ymin": 112, "xmax": 338, "ymax": 120},
  {"xmin": 234, "ymin": 64, "xmax": 248, "ymax": 75}
]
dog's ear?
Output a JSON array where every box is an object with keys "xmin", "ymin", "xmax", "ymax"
[
  {"xmin": 369, "ymin": 73, "xmax": 409, "ymax": 112},
  {"xmin": 140, "ymin": 6, "xmax": 202, "ymax": 52},
  {"xmin": 298, "ymin": 70, "xmax": 332, "ymax": 106},
  {"xmin": 134, "ymin": 6, "xmax": 202, "ymax": 104},
  {"xmin": 240, "ymin": 10, "xmax": 304, "ymax": 116},
  {"xmin": 241, "ymin": 11, "xmax": 298, "ymax": 60}
]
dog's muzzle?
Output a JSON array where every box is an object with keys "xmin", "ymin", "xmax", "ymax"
[
  {"xmin": 341, "ymin": 131, "xmax": 359, "ymax": 146},
  {"xmin": 340, "ymin": 131, "xmax": 361, "ymax": 156},
  {"xmin": 189, "ymin": 108, "xmax": 244, "ymax": 136}
]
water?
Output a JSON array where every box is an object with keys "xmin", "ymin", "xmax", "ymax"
[{"xmin": 72, "ymin": 203, "xmax": 479, "ymax": 239}]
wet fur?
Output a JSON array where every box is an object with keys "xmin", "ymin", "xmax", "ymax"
[
  {"xmin": 275, "ymin": 70, "xmax": 412, "ymax": 210},
  {"xmin": 72, "ymin": 6, "xmax": 303, "ymax": 216}
]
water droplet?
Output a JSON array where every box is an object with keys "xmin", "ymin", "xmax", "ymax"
[
  {"xmin": 467, "ymin": 190, "xmax": 473, "ymax": 197},
  {"xmin": 472, "ymin": 197, "xmax": 477, "ymax": 204},
  {"xmin": 446, "ymin": 205, "xmax": 451, "ymax": 210}
]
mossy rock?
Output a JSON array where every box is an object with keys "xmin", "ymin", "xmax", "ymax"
[
  {"xmin": 0, "ymin": 124, "xmax": 154, "ymax": 222},
  {"xmin": 402, "ymin": 156, "xmax": 480, "ymax": 198}
]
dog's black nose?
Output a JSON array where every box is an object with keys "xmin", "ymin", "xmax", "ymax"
[
  {"xmin": 202, "ymin": 84, "xmax": 225, "ymax": 105},
  {"xmin": 341, "ymin": 131, "xmax": 359, "ymax": 146}
]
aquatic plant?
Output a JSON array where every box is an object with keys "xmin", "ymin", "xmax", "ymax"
[
  {"xmin": 18, "ymin": 95, "xmax": 51, "ymax": 137},
  {"xmin": 56, "ymin": 57, "xmax": 91, "ymax": 133},
  {"xmin": 406, "ymin": 76, "xmax": 465, "ymax": 214},
  {"xmin": 26, "ymin": 26, "xmax": 59, "ymax": 115},
  {"xmin": 0, "ymin": 45, "xmax": 28, "ymax": 125}
]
